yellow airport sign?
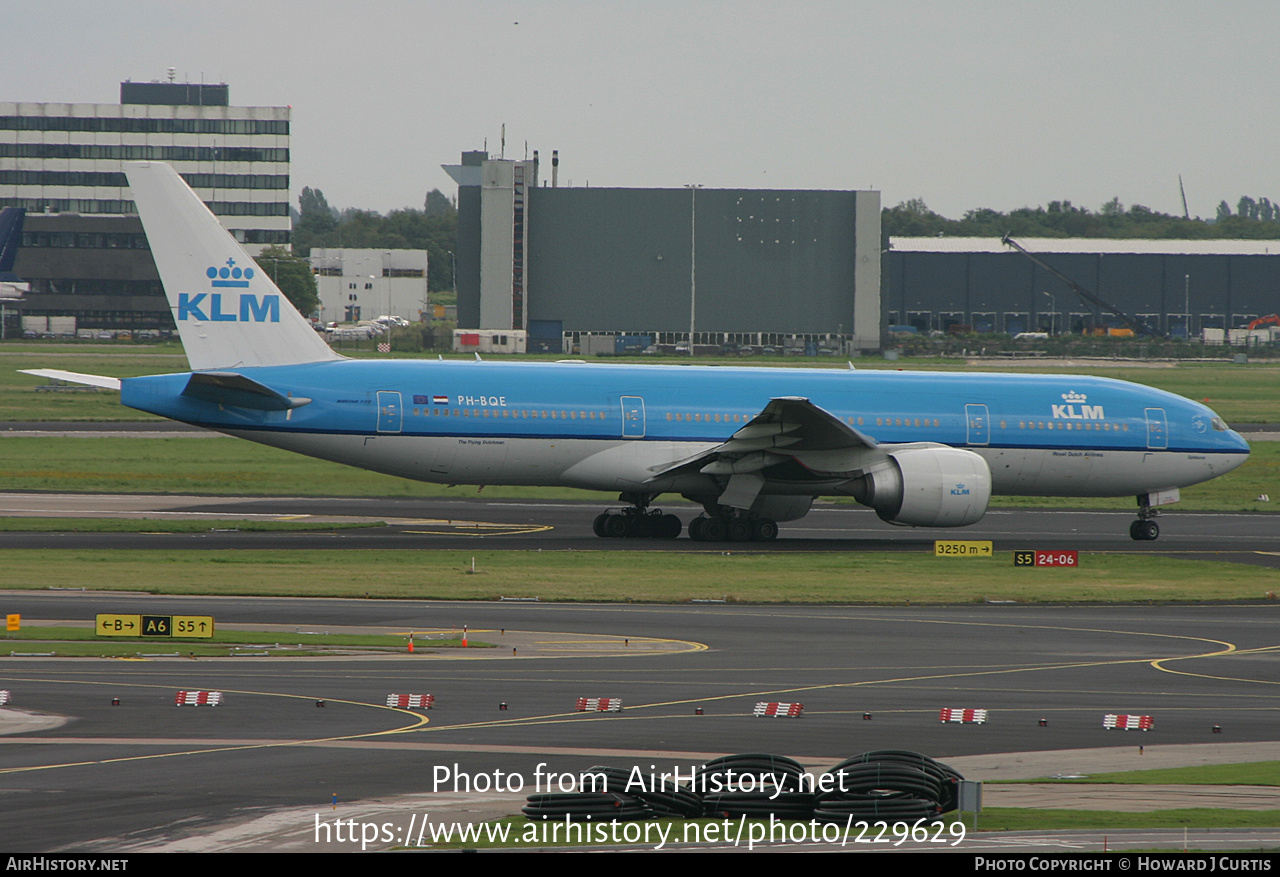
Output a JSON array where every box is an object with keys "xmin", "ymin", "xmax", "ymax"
[
  {"xmin": 97, "ymin": 615, "xmax": 141, "ymax": 636},
  {"xmin": 173, "ymin": 616, "xmax": 215, "ymax": 637},
  {"xmin": 6, "ymin": 614, "xmax": 18, "ymax": 632},
  {"xmin": 96, "ymin": 614, "xmax": 215, "ymax": 638},
  {"xmin": 934, "ymin": 540, "xmax": 993, "ymax": 557}
]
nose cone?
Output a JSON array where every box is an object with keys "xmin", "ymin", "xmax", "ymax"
[{"xmin": 1215, "ymin": 425, "xmax": 1251, "ymax": 477}]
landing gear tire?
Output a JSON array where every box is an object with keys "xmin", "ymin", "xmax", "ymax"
[
  {"xmin": 1129, "ymin": 520, "xmax": 1159, "ymax": 541},
  {"xmin": 603, "ymin": 514, "xmax": 629, "ymax": 538},
  {"xmin": 688, "ymin": 514, "xmax": 777, "ymax": 542},
  {"xmin": 751, "ymin": 518, "xmax": 779, "ymax": 542},
  {"xmin": 701, "ymin": 517, "xmax": 727, "ymax": 542},
  {"xmin": 658, "ymin": 514, "xmax": 682, "ymax": 539},
  {"xmin": 593, "ymin": 496, "xmax": 682, "ymax": 539},
  {"xmin": 688, "ymin": 516, "xmax": 707, "ymax": 541}
]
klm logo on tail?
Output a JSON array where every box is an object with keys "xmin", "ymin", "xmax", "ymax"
[
  {"xmin": 178, "ymin": 292, "xmax": 280, "ymax": 322},
  {"xmin": 178, "ymin": 259, "xmax": 279, "ymax": 322},
  {"xmin": 208, "ymin": 258, "xmax": 254, "ymax": 287}
]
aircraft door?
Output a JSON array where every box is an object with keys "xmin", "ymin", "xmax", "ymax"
[
  {"xmin": 620, "ymin": 396, "xmax": 646, "ymax": 438},
  {"xmin": 1145, "ymin": 407, "xmax": 1168, "ymax": 449},
  {"xmin": 377, "ymin": 391, "xmax": 403, "ymax": 434},
  {"xmin": 965, "ymin": 403, "xmax": 990, "ymax": 446}
]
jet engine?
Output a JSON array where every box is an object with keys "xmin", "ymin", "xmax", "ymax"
[{"xmin": 845, "ymin": 447, "xmax": 992, "ymax": 527}]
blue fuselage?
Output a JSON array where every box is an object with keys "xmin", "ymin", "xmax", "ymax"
[{"xmin": 120, "ymin": 359, "xmax": 1250, "ymax": 497}]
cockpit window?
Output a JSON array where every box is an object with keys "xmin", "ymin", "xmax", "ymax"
[{"xmin": 1212, "ymin": 417, "xmax": 1228, "ymax": 432}]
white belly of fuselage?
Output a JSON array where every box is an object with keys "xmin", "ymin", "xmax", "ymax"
[
  {"xmin": 222, "ymin": 428, "xmax": 1244, "ymax": 499},
  {"xmin": 977, "ymin": 445, "xmax": 1247, "ymax": 496},
  {"xmin": 221, "ymin": 429, "xmax": 711, "ymax": 491}
]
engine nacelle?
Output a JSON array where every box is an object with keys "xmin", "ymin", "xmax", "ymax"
[{"xmin": 848, "ymin": 447, "xmax": 991, "ymax": 527}]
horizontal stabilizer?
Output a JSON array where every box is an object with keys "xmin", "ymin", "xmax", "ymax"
[
  {"xmin": 19, "ymin": 369, "xmax": 121, "ymax": 391},
  {"xmin": 181, "ymin": 371, "xmax": 311, "ymax": 411}
]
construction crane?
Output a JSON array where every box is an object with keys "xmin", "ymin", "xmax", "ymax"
[{"xmin": 1001, "ymin": 235, "xmax": 1168, "ymax": 339}]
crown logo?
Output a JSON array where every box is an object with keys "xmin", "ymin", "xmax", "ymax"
[
  {"xmin": 1061, "ymin": 391, "xmax": 1087, "ymax": 403},
  {"xmin": 206, "ymin": 258, "xmax": 254, "ymax": 288}
]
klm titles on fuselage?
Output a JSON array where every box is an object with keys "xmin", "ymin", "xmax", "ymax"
[{"xmin": 1052, "ymin": 391, "xmax": 1104, "ymax": 420}]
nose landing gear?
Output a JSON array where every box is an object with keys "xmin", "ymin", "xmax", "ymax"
[{"xmin": 1129, "ymin": 494, "xmax": 1160, "ymax": 541}]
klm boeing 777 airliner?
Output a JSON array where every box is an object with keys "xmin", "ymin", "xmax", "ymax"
[{"xmin": 24, "ymin": 163, "xmax": 1251, "ymax": 542}]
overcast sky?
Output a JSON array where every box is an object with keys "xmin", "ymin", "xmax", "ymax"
[{"xmin": 10, "ymin": 0, "xmax": 1278, "ymax": 220}]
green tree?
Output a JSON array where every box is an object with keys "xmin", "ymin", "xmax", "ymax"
[
  {"xmin": 297, "ymin": 187, "xmax": 337, "ymax": 240},
  {"xmin": 254, "ymin": 245, "xmax": 320, "ymax": 317},
  {"xmin": 424, "ymin": 188, "xmax": 454, "ymax": 217},
  {"xmin": 881, "ymin": 198, "xmax": 949, "ymax": 236}
]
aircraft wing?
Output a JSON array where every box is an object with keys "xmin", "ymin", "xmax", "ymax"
[{"xmin": 648, "ymin": 397, "xmax": 886, "ymax": 507}]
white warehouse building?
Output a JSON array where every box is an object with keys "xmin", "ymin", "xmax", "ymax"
[{"xmin": 310, "ymin": 248, "xmax": 429, "ymax": 324}]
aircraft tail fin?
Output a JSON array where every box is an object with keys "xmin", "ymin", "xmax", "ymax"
[
  {"xmin": 124, "ymin": 162, "xmax": 341, "ymax": 371},
  {"xmin": 0, "ymin": 206, "xmax": 26, "ymax": 282}
]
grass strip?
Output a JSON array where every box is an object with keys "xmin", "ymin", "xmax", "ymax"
[
  {"xmin": 0, "ymin": 518, "xmax": 382, "ymax": 533},
  {"xmin": 970, "ymin": 808, "xmax": 1280, "ymax": 831},
  {"xmin": 1, "ymin": 626, "xmax": 487, "ymax": 658},
  {"xmin": 0, "ymin": 436, "xmax": 612, "ymax": 499},
  {"xmin": 1013, "ymin": 762, "xmax": 1280, "ymax": 787},
  {"xmin": 1, "ymin": 550, "xmax": 1277, "ymax": 604}
]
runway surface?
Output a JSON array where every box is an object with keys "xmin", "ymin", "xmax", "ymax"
[
  {"xmin": 3, "ymin": 594, "xmax": 1280, "ymax": 851},
  {"xmin": 1, "ymin": 492, "xmax": 1278, "ymax": 567},
  {"xmin": 2, "ymin": 481, "xmax": 1279, "ymax": 851}
]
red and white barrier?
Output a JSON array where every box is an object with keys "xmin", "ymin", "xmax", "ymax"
[
  {"xmin": 939, "ymin": 708, "xmax": 988, "ymax": 724},
  {"xmin": 753, "ymin": 702, "xmax": 803, "ymax": 717},
  {"xmin": 386, "ymin": 694, "xmax": 434, "ymax": 709},
  {"xmin": 575, "ymin": 697, "xmax": 622, "ymax": 712},
  {"xmin": 174, "ymin": 690, "xmax": 222, "ymax": 706},
  {"xmin": 1103, "ymin": 714, "xmax": 1153, "ymax": 730},
  {"xmin": 0, "ymin": 690, "xmax": 10, "ymax": 706}
]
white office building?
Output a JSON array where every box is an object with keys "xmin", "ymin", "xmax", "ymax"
[
  {"xmin": 0, "ymin": 80, "xmax": 290, "ymax": 251},
  {"xmin": 311, "ymin": 248, "xmax": 430, "ymax": 324}
]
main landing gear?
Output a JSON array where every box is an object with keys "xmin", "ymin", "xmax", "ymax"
[
  {"xmin": 687, "ymin": 508, "xmax": 779, "ymax": 543},
  {"xmin": 1129, "ymin": 494, "xmax": 1160, "ymax": 541},
  {"xmin": 592, "ymin": 493, "xmax": 682, "ymax": 540}
]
